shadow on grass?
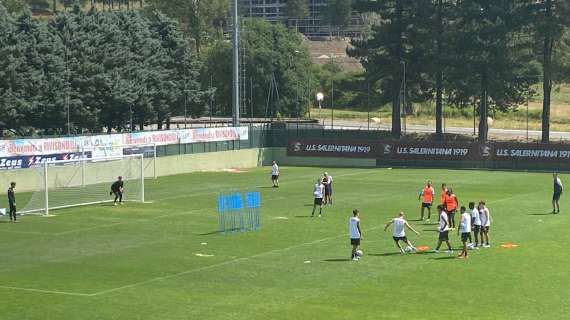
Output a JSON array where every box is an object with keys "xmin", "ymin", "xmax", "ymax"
[
  {"xmin": 432, "ymin": 256, "xmax": 457, "ymax": 260},
  {"xmin": 258, "ymin": 186, "xmax": 277, "ymax": 189},
  {"xmin": 294, "ymin": 215, "xmax": 313, "ymax": 218},
  {"xmin": 323, "ymin": 258, "xmax": 351, "ymax": 262},
  {"xmin": 303, "ymin": 204, "xmax": 315, "ymax": 207},
  {"xmin": 528, "ymin": 213, "xmax": 553, "ymax": 216},
  {"xmin": 368, "ymin": 252, "xmax": 402, "ymax": 257},
  {"xmin": 199, "ymin": 230, "xmax": 223, "ymax": 236}
]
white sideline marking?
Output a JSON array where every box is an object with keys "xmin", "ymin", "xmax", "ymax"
[
  {"xmin": 0, "ymin": 285, "xmax": 91, "ymax": 297},
  {"xmin": 89, "ymin": 225, "xmax": 382, "ymax": 297},
  {"xmin": 0, "ymin": 230, "xmax": 54, "ymax": 236}
]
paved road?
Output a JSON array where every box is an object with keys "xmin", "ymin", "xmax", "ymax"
[{"xmin": 322, "ymin": 119, "xmax": 570, "ymax": 141}]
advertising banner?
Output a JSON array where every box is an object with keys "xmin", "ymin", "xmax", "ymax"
[
  {"xmin": 287, "ymin": 139, "xmax": 379, "ymax": 158},
  {"xmin": 179, "ymin": 127, "xmax": 249, "ymax": 144},
  {"xmin": 0, "ymin": 152, "xmax": 92, "ymax": 170},
  {"xmin": 123, "ymin": 130, "xmax": 179, "ymax": 146},
  {"xmin": 377, "ymin": 141, "xmax": 481, "ymax": 161},
  {"xmin": 0, "ymin": 137, "xmax": 81, "ymax": 158},
  {"xmin": 288, "ymin": 139, "xmax": 570, "ymax": 164}
]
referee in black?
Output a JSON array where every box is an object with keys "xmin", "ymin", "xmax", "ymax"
[
  {"xmin": 110, "ymin": 176, "xmax": 124, "ymax": 206},
  {"xmin": 8, "ymin": 182, "xmax": 17, "ymax": 222}
]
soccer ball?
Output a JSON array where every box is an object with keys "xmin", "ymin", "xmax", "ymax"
[
  {"xmin": 404, "ymin": 246, "xmax": 414, "ymax": 253},
  {"xmin": 355, "ymin": 249, "xmax": 363, "ymax": 257}
]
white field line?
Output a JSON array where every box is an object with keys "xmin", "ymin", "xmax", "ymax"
[
  {"xmin": 0, "ymin": 285, "xmax": 91, "ymax": 297},
  {"xmin": 90, "ymin": 224, "xmax": 383, "ymax": 297},
  {"xmin": 0, "ymin": 229, "xmax": 54, "ymax": 236}
]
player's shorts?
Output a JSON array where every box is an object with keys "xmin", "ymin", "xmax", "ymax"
[
  {"xmin": 314, "ymin": 197, "xmax": 323, "ymax": 205},
  {"xmin": 438, "ymin": 231, "xmax": 449, "ymax": 241},
  {"xmin": 350, "ymin": 238, "xmax": 361, "ymax": 246},
  {"xmin": 473, "ymin": 225, "xmax": 481, "ymax": 234},
  {"xmin": 553, "ymin": 192, "xmax": 562, "ymax": 201},
  {"xmin": 461, "ymin": 232, "xmax": 470, "ymax": 242},
  {"xmin": 324, "ymin": 185, "xmax": 332, "ymax": 196},
  {"xmin": 482, "ymin": 226, "xmax": 490, "ymax": 233},
  {"xmin": 271, "ymin": 175, "xmax": 279, "ymax": 181},
  {"xmin": 324, "ymin": 187, "xmax": 330, "ymax": 197},
  {"xmin": 393, "ymin": 236, "xmax": 408, "ymax": 242},
  {"xmin": 422, "ymin": 202, "xmax": 432, "ymax": 208}
]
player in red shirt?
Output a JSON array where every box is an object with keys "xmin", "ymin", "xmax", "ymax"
[
  {"xmin": 444, "ymin": 188, "xmax": 458, "ymax": 229},
  {"xmin": 418, "ymin": 181, "xmax": 435, "ymax": 221}
]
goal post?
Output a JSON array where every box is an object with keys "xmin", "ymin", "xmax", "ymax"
[{"xmin": 20, "ymin": 154, "xmax": 145, "ymax": 216}]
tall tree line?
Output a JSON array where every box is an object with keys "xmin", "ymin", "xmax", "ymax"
[
  {"xmin": 351, "ymin": 0, "xmax": 570, "ymax": 142},
  {"xmin": 0, "ymin": 3, "xmax": 206, "ymax": 136}
]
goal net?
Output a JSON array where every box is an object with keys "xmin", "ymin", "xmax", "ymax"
[{"xmin": 18, "ymin": 154, "xmax": 144, "ymax": 215}]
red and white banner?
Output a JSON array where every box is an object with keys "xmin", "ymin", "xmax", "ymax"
[
  {"xmin": 0, "ymin": 127, "xmax": 249, "ymax": 158},
  {"xmin": 179, "ymin": 127, "xmax": 249, "ymax": 144}
]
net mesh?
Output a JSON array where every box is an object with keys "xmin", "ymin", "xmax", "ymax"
[{"xmin": 18, "ymin": 156, "xmax": 143, "ymax": 214}]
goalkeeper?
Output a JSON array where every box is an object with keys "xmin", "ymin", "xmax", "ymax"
[{"xmin": 110, "ymin": 176, "xmax": 124, "ymax": 206}]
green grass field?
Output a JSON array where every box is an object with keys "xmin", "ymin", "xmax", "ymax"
[{"xmin": 1, "ymin": 166, "xmax": 569, "ymax": 319}]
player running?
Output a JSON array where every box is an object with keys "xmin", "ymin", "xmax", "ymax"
[
  {"xmin": 470, "ymin": 202, "xmax": 481, "ymax": 249},
  {"xmin": 434, "ymin": 205, "xmax": 453, "ymax": 253},
  {"xmin": 7, "ymin": 182, "xmax": 17, "ymax": 223},
  {"xmin": 271, "ymin": 161, "xmax": 279, "ymax": 188},
  {"xmin": 349, "ymin": 209, "xmax": 362, "ymax": 261},
  {"xmin": 419, "ymin": 180, "xmax": 435, "ymax": 221},
  {"xmin": 384, "ymin": 212, "xmax": 420, "ymax": 253},
  {"xmin": 457, "ymin": 206, "xmax": 471, "ymax": 259},
  {"xmin": 444, "ymin": 188, "xmax": 458, "ymax": 229},
  {"xmin": 110, "ymin": 176, "xmax": 124, "ymax": 206},
  {"xmin": 311, "ymin": 179, "xmax": 325, "ymax": 217},
  {"xmin": 479, "ymin": 201, "xmax": 491, "ymax": 248},
  {"xmin": 553, "ymin": 173, "xmax": 563, "ymax": 214}
]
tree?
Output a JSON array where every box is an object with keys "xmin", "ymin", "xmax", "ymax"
[
  {"xmin": 449, "ymin": 0, "xmax": 534, "ymax": 142},
  {"xmin": 201, "ymin": 19, "xmax": 314, "ymax": 118},
  {"xmin": 324, "ymin": 0, "xmax": 352, "ymax": 34},
  {"xmin": 144, "ymin": 0, "xmax": 229, "ymax": 55},
  {"xmin": 0, "ymin": 0, "xmax": 27, "ymax": 13},
  {"xmin": 529, "ymin": 0, "xmax": 570, "ymax": 142},
  {"xmin": 286, "ymin": 0, "xmax": 309, "ymax": 29},
  {"xmin": 350, "ymin": 0, "xmax": 432, "ymax": 138}
]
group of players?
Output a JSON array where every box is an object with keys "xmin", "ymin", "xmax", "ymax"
[{"xmin": 350, "ymin": 180, "xmax": 493, "ymax": 260}]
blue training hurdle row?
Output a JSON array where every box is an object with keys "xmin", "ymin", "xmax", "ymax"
[{"xmin": 217, "ymin": 191, "xmax": 261, "ymax": 234}]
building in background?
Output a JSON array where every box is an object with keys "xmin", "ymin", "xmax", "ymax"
[{"xmin": 239, "ymin": 0, "xmax": 363, "ymax": 38}]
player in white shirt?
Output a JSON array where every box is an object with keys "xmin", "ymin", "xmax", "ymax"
[
  {"xmin": 271, "ymin": 161, "xmax": 279, "ymax": 188},
  {"xmin": 479, "ymin": 201, "xmax": 491, "ymax": 248},
  {"xmin": 457, "ymin": 206, "xmax": 472, "ymax": 259},
  {"xmin": 349, "ymin": 209, "xmax": 362, "ymax": 261},
  {"xmin": 469, "ymin": 202, "xmax": 481, "ymax": 248},
  {"xmin": 383, "ymin": 212, "xmax": 420, "ymax": 253},
  {"xmin": 311, "ymin": 179, "xmax": 325, "ymax": 217},
  {"xmin": 434, "ymin": 205, "xmax": 453, "ymax": 253}
]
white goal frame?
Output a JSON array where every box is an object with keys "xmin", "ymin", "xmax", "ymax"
[
  {"xmin": 81, "ymin": 143, "xmax": 158, "ymax": 179},
  {"xmin": 28, "ymin": 154, "xmax": 145, "ymax": 216}
]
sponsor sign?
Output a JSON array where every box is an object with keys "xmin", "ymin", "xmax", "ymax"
[
  {"xmin": 492, "ymin": 143, "xmax": 570, "ymax": 162},
  {"xmin": 378, "ymin": 141, "xmax": 480, "ymax": 161},
  {"xmin": 287, "ymin": 139, "xmax": 379, "ymax": 158},
  {"xmin": 288, "ymin": 139, "xmax": 570, "ymax": 163},
  {"xmin": 123, "ymin": 130, "xmax": 179, "ymax": 146},
  {"xmin": 123, "ymin": 146, "xmax": 156, "ymax": 158},
  {"xmin": 179, "ymin": 127, "xmax": 249, "ymax": 144},
  {"xmin": 0, "ymin": 152, "xmax": 92, "ymax": 170}
]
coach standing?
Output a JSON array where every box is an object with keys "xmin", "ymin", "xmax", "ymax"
[
  {"xmin": 553, "ymin": 173, "xmax": 563, "ymax": 214},
  {"xmin": 8, "ymin": 182, "xmax": 17, "ymax": 223}
]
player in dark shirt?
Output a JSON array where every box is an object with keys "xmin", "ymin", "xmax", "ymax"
[
  {"xmin": 7, "ymin": 182, "xmax": 17, "ymax": 222},
  {"xmin": 110, "ymin": 176, "xmax": 124, "ymax": 206}
]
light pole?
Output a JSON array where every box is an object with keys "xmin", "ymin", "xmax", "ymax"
[{"xmin": 400, "ymin": 60, "xmax": 406, "ymax": 134}]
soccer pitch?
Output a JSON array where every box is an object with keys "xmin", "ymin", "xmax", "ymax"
[{"xmin": 1, "ymin": 166, "xmax": 568, "ymax": 320}]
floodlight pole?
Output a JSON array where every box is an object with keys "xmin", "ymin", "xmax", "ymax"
[{"xmin": 232, "ymin": 0, "xmax": 240, "ymax": 127}]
